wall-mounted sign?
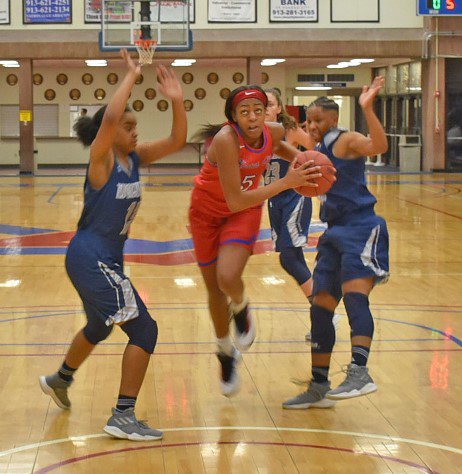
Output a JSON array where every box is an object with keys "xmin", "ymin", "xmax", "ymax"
[
  {"xmin": 24, "ymin": 0, "xmax": 72, "ymax": 24},
  {"xmin": 0, "ymin": 0, "xmax": 10, "ymax": 24},
  {"xmin": 208, "ymin": 0, "xmax": 256, "ymax": 23},
  {"xmin": 270, "ymin": 0, "xmax": 317, "ymax": 22}
]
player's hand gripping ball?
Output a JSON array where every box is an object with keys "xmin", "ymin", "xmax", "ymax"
[{"xmin": 294, "ymin": 150, "xmax": 336, "ymax": 197}]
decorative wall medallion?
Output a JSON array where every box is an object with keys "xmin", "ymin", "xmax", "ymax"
[
  {"xmin": 56, "ymin": 73, "xmax": 68, "ymax": 85},
  {"xmin": 184, "ymin": 99, "xmax": 193, "ymax": 111},
  {"xmin": 194, "ymin": 88, "xmax": 206, "ymax": 100},
  {"xmin": 69, "ymin": 88, "xmax": 81, "ymax": 100},
  {"xmin": 132, "ymin": 100, "xmax": 144, "ymax": 112},
  {"xmin": 82, "ymin": 73, "xmax": 93, "ymax": 85},
  {"xmin": 182, "ymin": 72, "xmax": 193, "ymax": 84},
  {"xmin": 207, "ymin": 72, "xmax": 219, "ymax": 84},
  {"xmin": 145, "ymin": 88, "xmax": 156, "ymax": 100},
  {"xmin": 219, "ymin": 88, "xmax": 231, "ymax": 99},
  {"xmin": 94, "ymin": 88, "xmax": 106, "ymax": 100},
  {"xmin": 135, "ymin": 74, "xmax": 144, "ymax": 85},
  {"xmin": 33, "ymin": 73, "xmax": 43, "ymax": 85},
  {"xmin": 233, "ymin": 72, "xmax": 244, "ymax": 84},
  {"xmin": 6, "ymin": 74, "xmax": 18, "ymax": 86},
  {"xmin": 44, "ymin": 89, "xmax": 56, "ymax": 101},
  {"xmin": 157, "ymin": 100, "xmax": 169, "ymax": 111},
  {"xmin": 261, "ymin": 72, "xmax": 269, "ymax": 84},
  {"xmin": 107, "ymin": 73, "xmax": 118, "ymax": 85}
]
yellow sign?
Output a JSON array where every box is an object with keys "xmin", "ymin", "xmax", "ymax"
[{"xmin": 19, "ymin": 110, "xmax": 32, "ymax": 122}]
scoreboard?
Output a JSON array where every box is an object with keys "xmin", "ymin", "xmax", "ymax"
[{"xmin": 418, "ymin": 0, "xmax": 462, "ymax": 15}]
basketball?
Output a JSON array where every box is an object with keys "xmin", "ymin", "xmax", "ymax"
[{"xmin": 294, "ymin": 150, "xmax": 336, "ymax": 197}]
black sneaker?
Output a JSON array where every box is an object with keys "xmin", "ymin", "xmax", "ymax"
[
  {"xmin": 230, "ymin": 302, "xmax": 255, "ymax": 351},
  {"xmin": 216, "ymin": 347, "xmax": 241, "ymax": 397}
]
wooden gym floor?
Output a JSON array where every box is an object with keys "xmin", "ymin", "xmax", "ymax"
[{"xmin": 0, "ymin": 169, "xmax": 461, "ymax": 473}]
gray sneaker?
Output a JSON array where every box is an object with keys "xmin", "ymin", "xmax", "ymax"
[
  {"xmin": 39, "ymin": 373, "xmax": 72, "ymax": 409},
  {"xmin": 103, "ymin": 407, "xmax": 163, "ymax": 441},
  {"xmin": 326, "ymin": 363, "xmax": 377, "ymax": 400},
  {"xmin": 282, "ymin": 381, "xmax": 336, "ymax": 409}
]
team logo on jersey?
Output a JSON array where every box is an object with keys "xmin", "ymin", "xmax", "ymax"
[{"xmin": 116, "ymin": 181, "xmax": 142, "ymax": 199}]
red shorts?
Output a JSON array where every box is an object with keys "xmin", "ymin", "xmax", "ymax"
[{"xmin": 189, "ymin": 205, "xmax": 263, "ymax": 266}]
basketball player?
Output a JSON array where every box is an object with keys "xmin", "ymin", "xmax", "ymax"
[
  {"xmin": 283, "ymin": 76, "xmax": 389, "ymax": 409},
  {"xmin": 39, "ymin": 49, "xmax": 187, "ymax": 440},
  {"xmin": 190, "ymin": 85, "xmax": 321, "ymax": 396}
]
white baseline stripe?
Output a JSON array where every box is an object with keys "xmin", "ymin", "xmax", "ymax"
[{"xmin": 0, "ymin": 426, "xmax": 461, "ymax": 457}]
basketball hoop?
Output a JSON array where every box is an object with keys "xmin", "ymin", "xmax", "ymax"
[{"xmin": 134, "ymin": 39, "xmax": 156, "ymax": 66}]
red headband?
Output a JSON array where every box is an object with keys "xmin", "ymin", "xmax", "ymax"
[{"xmin": 232, "ymin": 89, "xmax": 268, "ymax": 110}]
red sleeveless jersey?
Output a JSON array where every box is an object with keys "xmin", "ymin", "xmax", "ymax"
[{"xmin": 191, "ymin": 123, "xmax": 273, "ymax": 217}]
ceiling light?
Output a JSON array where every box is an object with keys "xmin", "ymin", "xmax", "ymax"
[
  {"xmin": 85, "ymin": 60, "xmax": 107, "ymax": 67},
  {"xmin": 337, "ymin": 62, "xmax": 351, "ymax": 67},
  {"xmin": 1, "ymin": 60, "xmax": 19, "ymax": 67},
  {"xmin": 171, "ymin": 59, "xmax": 196, "ymax": 66},
  {"xmin": 326, "ymin": 64, "xmax": 344, "ymax": 69},
  {"xmin": 353, "ymin": 58, "xmax": 375, "ymax": 63},
  {"xmin": 348, "ymin": 59, "xmax": 362, "ymax": 66},
  {"xmin": 296, "ymin": 86, "xmax": 333, "ymax": 91}
]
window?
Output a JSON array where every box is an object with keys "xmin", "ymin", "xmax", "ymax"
[{"xmin": 1, "ymin": 105, "xmax": 59, "ymax": 137}]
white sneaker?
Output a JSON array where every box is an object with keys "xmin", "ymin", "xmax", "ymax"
[{"xmin": 216, "ymin": 347, "xmax": 241, "ymax": 397}]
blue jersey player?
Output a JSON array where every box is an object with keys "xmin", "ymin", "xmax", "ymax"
[
  {"xmin": 39, "ymin": 49, "xmax": 187, "ymax": 440},
  {"xmin": 263, "ymin": 89, "xmax": 340, "ymax": 341},
  {"xmin": 283, "ymin": 76, "xmax": 389, "ymax": 409}
]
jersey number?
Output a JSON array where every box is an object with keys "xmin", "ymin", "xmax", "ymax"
[
  {"xmin": 264, "ymin": 162, "xmax": 280, "ymax": 185},
  {"xmin": 120, "ymin": 201, "xmax": 140, "ymax": 236},
  {"xmin": 241, "ymin": 175, "xmax": 256, "ymax": 191}
]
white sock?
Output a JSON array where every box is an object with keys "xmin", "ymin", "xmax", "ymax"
[
  {"xmin": 217, "ymin": 335, "xmax": 234, "ymax": 356},
  {"xmin": 230, "ymin": 295, "xmax": 249, "ymax": 315}
]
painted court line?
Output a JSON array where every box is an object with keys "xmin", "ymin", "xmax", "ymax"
[{"xmin": 1, "ymin": 426, "xmax": 459, "ymax": 465}]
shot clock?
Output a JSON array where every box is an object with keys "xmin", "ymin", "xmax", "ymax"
[{"xmin": 418, "ymin": 0, "xmax": 462, "ymax": 14}]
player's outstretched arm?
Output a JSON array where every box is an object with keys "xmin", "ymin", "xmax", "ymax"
[
  {"xmin": 90, "ymin": 49, "xmax": 140, "ymax": 166},
  {"xmin": 336, "ymin": 76, "xmax": 388, "ymax": 159},
  {"xmin": 136, "ymin": 65, "xmax": 187, "ymax": 165}
]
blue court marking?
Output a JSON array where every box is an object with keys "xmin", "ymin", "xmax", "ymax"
[
  {"xmin": 377, "ymin": 317, "xmax": 462, "ymax": 347},
  {"xmin": 0, "ymin": 307, "xmax": 460, "ymax": 348},
  {"xmin": 47, "ymin": 186, "xmax": 62, "ymax": 203},
  {"xmin": 0, "ymin": 224, "xmax": 59, "ymax": 235},
  {"xmin": 0, "ymin": 338, "xmax": 447, "ymax": 347},
  {"xmin": 0, "ymin": 247, "xmax": 66, "ymax": 255}
]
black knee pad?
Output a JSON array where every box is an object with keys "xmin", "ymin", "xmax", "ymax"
[
  {"xmin": 121, "ymin": 311, "xmax": 158, "ymax": 354},
  {"xmin": 343, "ymin": 292, "xmax": 374, "ymax": 338},
  {"xmin": 83, "ymin": 317, "xmax": 113, "ymax": 345},
  {"xmin": 310, "ymin": 304, "xmax": 335, "ymax": 353},
  {"xmin": 279, "ymin": 247, "xmax": 311, "ymax": 286}
]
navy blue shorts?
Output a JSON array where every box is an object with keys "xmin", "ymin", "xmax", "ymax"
[
  {"xmin": 65, "ymin": 235, "xmax": 148, "ymax": 327},
  {"xmin": 312, "ymin": 215, "xmax": 389, "ymax": 300},
  {"xmin": 268, "ymin": 191, "xmax": 312, "ymax": 251}
]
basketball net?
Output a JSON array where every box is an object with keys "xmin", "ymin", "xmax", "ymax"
[{"xmin": 134, "ymin": 40, "xmax": 156, "ymax": 66}]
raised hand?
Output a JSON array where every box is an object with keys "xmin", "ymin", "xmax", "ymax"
[
  {"xmin": 359, "ymin": 75, "xmax": 384, "ymax": 110},
  {"xmin": 120, "ymin": 48, "xmax": 141, "ymax": 78},
  {"xmin": 156, "ymin": 65, "xmax": 183, "ymax": 102}
]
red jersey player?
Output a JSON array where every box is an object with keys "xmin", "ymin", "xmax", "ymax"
[{"xmin": 189, "ymin": 85, "xmax": 321, "ymax": 396}]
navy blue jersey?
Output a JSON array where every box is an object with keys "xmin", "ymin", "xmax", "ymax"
[
  {"xmin": 317, "ymin": 128, "xmax": 377, "ymax": 226},
  {"xmin": 77, "ymin": 152, "xmax": 142, "ymax": 246},
  {"xmin": 264, "ymin": 153, "xmax": 296, "ymax": 202}
]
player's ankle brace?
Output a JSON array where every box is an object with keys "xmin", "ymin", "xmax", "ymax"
[
  {"xmin": 310, "ymin": 304, "xmax": 336, "ymax": 353},
  {"xmin": 343, "ymin": 292, "xmax": 374, "ymax": 338}
]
